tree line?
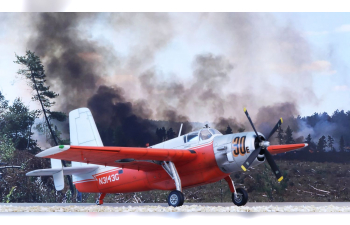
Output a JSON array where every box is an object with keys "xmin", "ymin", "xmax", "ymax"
[{"xmin": 0, "ymin": 51, "xmax": 69, "ymax": 203}]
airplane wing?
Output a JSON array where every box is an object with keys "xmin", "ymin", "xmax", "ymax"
[
  {"xmin": 267, "ymin": 143, "xmax": 308, "ymax": 155},
  {"xmin": 35, "ymin": 145, "xmax": 197, "ymax": 171}
]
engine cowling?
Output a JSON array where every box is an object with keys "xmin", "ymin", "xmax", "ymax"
[{"xmin": 213, "ymin": 132, "xmax": 265, "ymax": 173}]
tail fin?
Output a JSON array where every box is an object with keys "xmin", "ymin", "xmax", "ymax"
[
  {"xmin": 69, "ymin": 108, "xmax": 103, "ymax": 147},
  {"xmin": 27, "ymin": 108, "xmax": 102, "ymax": 191},
  {"xmin": 69, "ymin": 108, "xmax": 103, "ymax": 169}
]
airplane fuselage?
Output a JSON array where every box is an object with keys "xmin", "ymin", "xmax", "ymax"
[{"xmin": 73, "ymin": 129, "xmax": 265, "ymax": 193}]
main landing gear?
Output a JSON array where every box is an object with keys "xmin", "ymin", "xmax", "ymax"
[
  {"xmin": 167, "ymin": 190, "xmax": 184, "ymax": 207},
  {"xmin": 96, "ymin": 193, "xmax": 106, "ymax": 205},
  {"xmin": 224, "ymin": 176, "xmax": 248, "ymax": 206},
  {"xmin": 162, "ymin": 161, "xmax": 185, "ymax": 207}
]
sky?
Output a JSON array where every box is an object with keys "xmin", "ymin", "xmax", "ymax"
[
  {"xmin": 0, "ymin": 11, "xmax": 350, "ymax": 124},
  {"xmin": 272, "ymin": 12, "xmax": 350, "ymax": 116}
]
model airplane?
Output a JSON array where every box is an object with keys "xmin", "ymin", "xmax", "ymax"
[{"xmin": 26, "ymin": 107, "xmax": 307, "ymax": 207}]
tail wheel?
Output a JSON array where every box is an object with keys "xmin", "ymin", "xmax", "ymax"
[
  {"xmin": 167, "ymin": 190, "xmax": 184, "ymax": 207},
  {"xmin": 232, "ymin": 188, "xmax": 248, "ymax": 206}
]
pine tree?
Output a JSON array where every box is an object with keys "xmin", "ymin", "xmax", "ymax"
[
  {"xmin": 225, "ymin": 126, "xmax": 233, "ymax": 134},
  {"xmin": 1, "ymin": 98, "xmax": 38, "ymax": 151},
  {"xmin": 340, "ymin": 136, "xmax": 345, "ymax": 152},
  {"xmin": 306, "ymin": 134, "xmax": 312, "ymax": 143},
  {"xmin": 327, "ymin": 135, "xmax": 335, "ymax": 152},
  {"xmin": 305, "ymin": 134, "xmax": 317, "ymax": 152},
  {"xmin": 285, "ymin": 126, "xmax": 295, "ymax": 144},
  {"xmin": 14, "ymin": 50, "xmax": 73, "ymax": 196},
  {"xmin": 156, "ymin": 128, "xmax": 163, "ymax": 142},
  {"xmin": 317, "ymin": 135, "xmax": 327, "ymax": 152},
  {"xmin": 0, "ymin": 92, "xmax": 9, "ymax": 133},
  {"xmin": 276, "ymin": 127, "xmax": 285, "ymax": 144},
  {"xmin": 161, "ymin": 127, "xmax": 167, "ymax": 141},
  {"xmin": 0, "ymin": 91, "xmax": 8, "ymax": 115},
  {"xmin": 166, "ymin": 128, "xmax": 176, "ymax": 140},
  {"xmin": 14, "ymin": 50, "xmax": 67, "ymax": 145}
]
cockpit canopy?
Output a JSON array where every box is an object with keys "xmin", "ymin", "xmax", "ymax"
[{"xmin": 184, "ymin": 128, "xmax": 222, "ymax": 143}]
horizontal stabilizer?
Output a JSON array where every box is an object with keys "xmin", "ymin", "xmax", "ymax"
[
  {"xmin": 26, "ymin": 166, "xmax": 99, "ymax": 176},
  {"xmin": 50, "ymin": 158, "xmax": 64, "ymax": 190}
]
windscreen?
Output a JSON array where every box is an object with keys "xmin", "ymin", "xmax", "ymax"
[
  {"xmin": 187, "ymin": 132, "xmax": 199, "ymax": 143},
  {"xmin": 210, "ymin": 128, "xmax": 222, "ymax": 135},
  {"xmin": 200, "ymin": 129, "xmax": 212, "ymax": 140}
]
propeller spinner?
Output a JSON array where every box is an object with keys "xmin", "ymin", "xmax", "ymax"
[{"xmin": 241, "ymin": 108, "xmax": 284, "ymax": 182}]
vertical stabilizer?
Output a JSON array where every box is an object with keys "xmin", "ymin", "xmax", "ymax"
[
  {"xmin": 69, "ymin": 108, "xmax": 103, "ymax": 147},
  {"xmin": 69, "ymin": 108, "xmax": 103, "ymax": 169}
]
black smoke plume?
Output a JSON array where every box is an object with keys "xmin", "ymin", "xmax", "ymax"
[
  {"xmin": 24, "ymin": 12, "xmax": 336, "ymax": 148},
  {"xmin": 28, "ymin": 13, "xmax": 114, "ymax": 112},
  {"xmin": 87, "ymin": 85, "xmax": 158, "ymax": 146}
]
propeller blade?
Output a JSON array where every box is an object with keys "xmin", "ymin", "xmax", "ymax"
[
  {"xmin": 265, "ymin": 118, "xmax": 283, "ymax": 141},
  {"xmin": 264, "ymin": 150, "xmax": 283, "ymax": 182},
  {"xmin": 243, "ymin": 108, "xmax": 262, "ymax": 142},
  {"xmin": 241, "ymin": 146, "xmax": 262, "ymax": 171}
]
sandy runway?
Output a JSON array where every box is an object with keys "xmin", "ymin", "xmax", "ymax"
[{"xmin": 1, "ymin": 202, "xmax": 350, "ymax": 212}]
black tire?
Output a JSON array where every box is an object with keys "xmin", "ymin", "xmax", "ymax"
[
  {"xmin": 167, "ymin": 190, "xmax": 184, "ymax": 207},
  {"xmin": 232, "ymin": 188, "xmax": 248, "ymax": 206},
  {"xmin": 179, "ymin": 192, "xmax": 185, "ymax": 206}
]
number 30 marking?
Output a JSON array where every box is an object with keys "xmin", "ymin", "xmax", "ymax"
[{"xmin": 232, "ymin": 136, "xmax": 250, "ymax": 157}]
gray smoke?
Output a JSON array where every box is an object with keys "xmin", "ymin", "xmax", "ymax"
[{"xmin": 22, "ymin": 12, "xmax": 325, "ymax": 143}]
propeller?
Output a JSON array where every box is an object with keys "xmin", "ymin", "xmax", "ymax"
[{"xmin": 241, "ymin": 108, "xmax": 284, "ymax": 182}]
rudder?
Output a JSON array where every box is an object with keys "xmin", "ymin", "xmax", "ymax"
[{"xmin": 69, "ymin": 108, "xmax": 103, "ymax": 168}]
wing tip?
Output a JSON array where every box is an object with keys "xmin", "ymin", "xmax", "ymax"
[{"xmin": 36, "ymin": 145, "xmax": 70, "ymax": 158}]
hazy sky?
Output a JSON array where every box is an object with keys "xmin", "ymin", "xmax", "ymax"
[{"xmin": 0, "ymin": 12, "xmax": 349, "ymax": 122}]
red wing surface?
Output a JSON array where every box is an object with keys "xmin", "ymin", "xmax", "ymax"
[{"xmin": 36, "ymin": 145, "xmax": 197, "ymax": 171}]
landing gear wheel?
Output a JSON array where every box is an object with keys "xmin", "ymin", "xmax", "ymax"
[
  {"xmin": 232, "ymin": 188, "xmax": 248, "ymax": 206},
  {"xmin": 167, "ymin": 190, "xmax": 184, "ymax": 207},
  {"xmin": 179, "ymin": 192, "xmax": 184, "ymax": 206}
]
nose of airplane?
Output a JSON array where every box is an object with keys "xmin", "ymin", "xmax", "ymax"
[{"xmin": 213, "ymin": 132, "xmax": 266, "ymax": 173}]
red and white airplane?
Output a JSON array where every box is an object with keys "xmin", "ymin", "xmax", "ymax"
[{"xmin": 27, "ymin": 108, "xmax": 307, "ymax": 207}]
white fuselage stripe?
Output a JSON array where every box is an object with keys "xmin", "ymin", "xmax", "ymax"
[{"xmin": 187, "ymin": 141, "xmax": 213, "ymax": 150}]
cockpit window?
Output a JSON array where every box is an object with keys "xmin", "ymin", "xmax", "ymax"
[
  {"xmin": 200, "ymin": 129, "xmax": 212, "ymax": 140},
  {"xmin": 209, "ymin": 129, "xmax": 222, "ymax": 135},
  {"xmin": 187, "ymin": 132, "xmax": 199, "ymax": 143}
]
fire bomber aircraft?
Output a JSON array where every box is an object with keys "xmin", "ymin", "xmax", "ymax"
[{"xmin": 27, "ymin": 108, "xmax": 308, "ymax": 207}]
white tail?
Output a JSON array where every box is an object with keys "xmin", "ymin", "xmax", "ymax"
[
  {"xmin": 69, "ymin": 108, "xmax": 103, "ymax": 168},
  {"xmin": 26, "ymin": 108, "xmax": 102, "ymax": 190},
  {"xmin": 69, "ymin": 108, "xmax": 103, "ymax": 147}
]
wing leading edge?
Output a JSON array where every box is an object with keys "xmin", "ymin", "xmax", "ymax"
[{"xmin": 36, "ymin": 145, "xmax": 197, "ymax": 171}]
